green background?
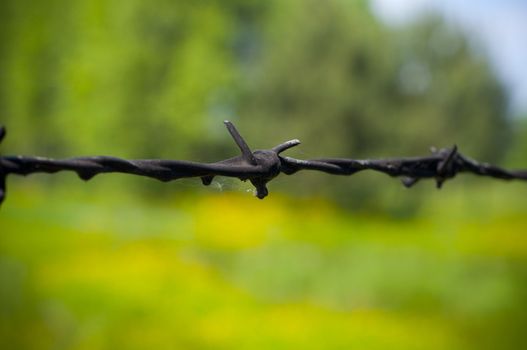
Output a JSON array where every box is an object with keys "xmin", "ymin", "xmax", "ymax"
[{"xmin": 1, "ymin": 0, "xmax": 526, "ymax": 349}]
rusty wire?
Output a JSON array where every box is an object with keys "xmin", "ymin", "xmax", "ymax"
[{"xmin": 1, "ymin": 121, "xmax": 526, "ymax": 205}]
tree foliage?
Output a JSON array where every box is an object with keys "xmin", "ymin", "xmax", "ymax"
[{"xmin": 0, "ymin": 0, "xmax": 512, "ymax": 210}]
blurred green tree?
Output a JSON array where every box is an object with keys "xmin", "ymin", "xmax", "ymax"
[
  {"xmin": 0, "ymin": 0, "xmax": 511, "ymax": 211},
  {"xmin": 0, "ymin": 0, "xmax": 265, "ymax": 160},
  {"xmin": 238, "ymin": 0, "xmax": 510, "ymax": 210}
]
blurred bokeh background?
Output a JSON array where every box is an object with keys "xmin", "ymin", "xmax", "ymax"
[{"xmin": 1, "ymin": 0, "xmax": 526, "ymax": 349}]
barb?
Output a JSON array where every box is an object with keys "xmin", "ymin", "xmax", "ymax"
[{"xmin": 0, "ymin": 121, "xmax": 526, "ymax": 205}]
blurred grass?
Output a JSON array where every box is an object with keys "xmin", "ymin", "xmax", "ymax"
[{"xmin": 1, "ymin": 179, "xmax": 526, "ymax": 349}]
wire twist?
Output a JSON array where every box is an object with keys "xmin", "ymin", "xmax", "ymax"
[{"xmin": 1, "ymin": 122, "xmax": 526, "ymax": 205}]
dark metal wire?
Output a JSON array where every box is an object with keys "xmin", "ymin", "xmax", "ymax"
[{"xmin": 1, "ymin": 121, "xmax": 526, "ymax": 204}]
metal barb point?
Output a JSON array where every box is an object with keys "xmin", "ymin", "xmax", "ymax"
[
  {"xmin": 224, "ymin": 120, "xmax": 257, "ymax": 165},
  {"xmin": 401, "ymin": 177, "xmax": 419, "ymax": 188},
  {"xmin": 435, "ymin": 145, "xmax": 458, "ymax": 189},
  {"xmin": 272, "ymin": 139, "xmax": 301, "ymax": 154},
  {"xmin": 437, "ymin": 145, "xmax": 458, "ymax": 175},
  {"xmin": 201, "ymin": 175, "xmax": 214, "ymax": 186}
]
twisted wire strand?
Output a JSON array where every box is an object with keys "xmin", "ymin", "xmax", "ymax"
[{"xmin": 1, "ymin": 122, "xmax": 526, "ymax": 204}]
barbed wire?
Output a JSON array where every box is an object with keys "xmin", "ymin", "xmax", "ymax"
[{"xmin": 1, "ymin": 121, "xmax": 526, "ymax": 205}]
